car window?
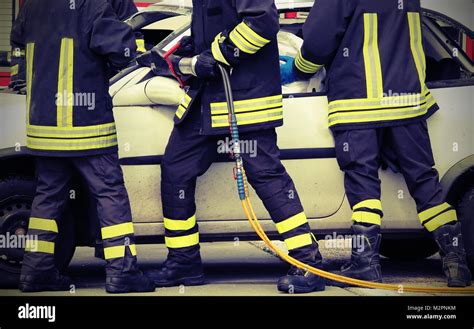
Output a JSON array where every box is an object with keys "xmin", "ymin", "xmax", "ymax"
[
  {"xmin": 422, "ymin": 9, "xmax": 474, "ymax": 81},
  {"xmin": 140, "ymin": 16, "xmax": 191, "ymax": 50}
]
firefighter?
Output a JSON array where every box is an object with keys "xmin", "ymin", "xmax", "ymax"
[
  {"xmin": 9, "ymin": 0, "xmax": 143, "ymax": 92},
  {"xmin": 281, "ymin": 0, "xmax": 472, "ymax": 287},
  {"xmin": 11, "ymin": 0, "xmax": 155, "ymax": 293},
  {"xmin": 146, "ymin": 0, "xmax": 326, "ymax": 293}
]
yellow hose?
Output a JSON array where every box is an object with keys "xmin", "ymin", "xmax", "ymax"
[{"xmin": 241, "ymin": 197, "xmax": 474, "ymax": 294}]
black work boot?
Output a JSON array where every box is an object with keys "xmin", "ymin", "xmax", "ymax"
[
  {"xmin": 277, "ymin": 246, "xmax": 326, "ymax": 293},
  {"xmin": 277, "ymin": 266, "xmax": 326, "ymax": 293},
  {"xmin": 432, "ymin": 222, "xmax": 472, "ymax": 287},
  {"xmin": 329, "ymin": 224, "xmax": 382, "ymax": 287},
  {"xmin": 146, "ymin": 259, "xmax": 205, "ymax": 287},
  {"xmin": 106, "ymin": 271, "xmax": 156, "ymax": 294},
  {"xmin": 19, "ymin": 270, "xmax": 73, "ymax": 292}
]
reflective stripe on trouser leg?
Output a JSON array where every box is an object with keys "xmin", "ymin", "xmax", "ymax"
[
  {"xmin": 164, "ymin": 214, "xmax": 199, "ymax": 249},
  {"xmin": 385, "ymin": 122, "xmax": 447, "ymax": 232},
  {"xmin": 333, "ymin": 129, "xmax": 383, "ymax": 226},
  {"xmin": 100, "ymin": 221, "xmax": 137, "ymax": 277},
  {"xmin": 71, "ymin": 153, "xmax": 138, "ymax": 276},
  {"xmin": 22, "ymin": 221, "xmax": 58, "ymax": 275},
  {"xmin": 419, "ymin": 202, "xmax": 457, "ymax": 232},
  {"xmin": 352, "ymin": 199, "xmax": 383, "ymax": 226},
  {"xmin": 160, "ymin": 125, "xmax": 217, "ymax": 263},
  {"xmin": 239, "ymin": 129, "xmax": 319, "ymax": 265},
  {"xmin": 24, "ymin": 217, "xmax": 58, "ymax": 254},
  {"xmin": 161, "ymin": 179, "xmax": 202, "ymax": 263},
  {"xmin": 101, "ymin": 222, "xmax": 137, "ymax": 260},
  {"xmin": 21, "ymin": 158, "xmax": 71, "ymax": 275},
  {"xmin": 275, "ymin": 212, "xmax": 313, "ymax": 251}
]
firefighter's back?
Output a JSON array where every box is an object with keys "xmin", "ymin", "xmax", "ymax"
[
  {"xmin": 325, "ymin": 0, "xmax": 437, "ymax": 130},
  {"xmin": 12, "ymin": 0, "xmax": 136, "ymax": 156}
]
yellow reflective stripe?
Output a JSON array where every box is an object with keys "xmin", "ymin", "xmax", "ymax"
[
  {"xmin": 328, "ymin": 92, "xmax": 430, "ymax": 113},
  {"xmin": 57, "ymin": 38, "xmax": 74, "ymax": 128},
  {"xmin": 211, "ymin": 95, "xmax": 282, "ymax": 114},
  {"xmin": 328, "ymin": 104, "xmax": 428, "ymax": 127},
  {"xmin": 295, "ymin": 50, "xmax": 322, "ymax": 74},
  {"xmin": 212, "ymin": 108, "xmax": 283, "ymax": 128},
  {"xmin": 236, "ymin": 21, "xmax": 270, "ymax": 47},
  {"xmin": 353, "ymin": 199, "xmax": 382, "ymax": 211},
  {"xmin": 212, "ymin": 101, "xmax": 283, "ymax": 115},
  {"xmin": 26, "ymin": 43, "xmax": 35, "ymax": 125},
  {"xmin": 211, "ymin": 33, "xmax": 230, "ymax": 66},
  {"xmin": 136, "ymin": 38, "xmax": 146, "ymax": 52},
  {"xmin": 184, "ymin": 94, "xmax": 192, "ymax": 105},
  {"xmin": 176, "ymin": 94, "xmax": 192, "ymax": 119},
  {"xmin": 25, "ymin": 240, "xmax": 54, "ymax": 254},
  {"xmin": 165, "ymin": 232, "xmax": 199, "ymax": 249},
  {"xmin": 419, "ymin": 202, "xmax": 452, "ymax": 222},
  {"xmin": 27, "ymin": 134, "xmax": 117, "ymax": 151},
  {"xmin": 275, "ymin": 212, "xmax": 308, "ymax": 234},
  {"xmin": 408, "ymin": 12, "xmax": 427, "ymax": 90},
  {"xmin": 229, "ymin": 29, "xmax": 259, "ymax": 54},
  {"xmin": 284, "ymin": 233, "xmax": 312, "ymax": 251},
  {"xmin": 352, "ymin": 211, "xmax": 382, "ymax": 226},
  {"xmin": 27, "ymin": 122, "xmax": 116, "ymax": 139},
  {"xmin": 101, "ymin": 222, "xmax": 134, "ymax": 240},
  {"xmin": 423, "ymin": 210, "xmax": 457, "ymax": 232},
  {"xmin": 164, "ymin": 215, "xmax": 197, "ymax": 231},
  {"xmin": 363, "ymin": 14, "xmax": 383, "ymax": 99},
  {"xmin": 11, "ymin": 64, "xmax": 19, "ymax": 76},
  {"xmin": 28, "ymin": 217, "xmax": 58, "ymax": 233},
  {"xmin": 104, "ymin": 244, "xmax": 137, "ymax": 260},
  {"xmin": 175, "ymin": 105, "xmax": 187, "ymax": 119}
]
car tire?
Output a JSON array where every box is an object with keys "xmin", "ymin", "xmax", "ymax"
[
  {"xmin": 0, "ymin": 177, "xmax": 76, "ymax": 287},
  {"xmin": 380, "ymin": 237, "xmax": 438, "ymax": 261},
  {"xmin": 457, "ymin": 185, "xmax": 474, "ymax": 273}
]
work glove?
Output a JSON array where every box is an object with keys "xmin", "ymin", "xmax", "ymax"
[
  {"xmin": 136, "ymin": 49, "xmax": 177, "ymax": 78},
  {"xmin": 192, "ymin": 50, "xmax": 219, "ymax": 79},
  {"xmin": 174, "ymin": 36, "xmax": 195, "ymax": 57},
  {"xmin": 280, "ymin": 56, "xmax": 297, "ymax": 85},
  {"xmin": 175, "ymin": 50, "xmax": 219, "ymax": 80}
]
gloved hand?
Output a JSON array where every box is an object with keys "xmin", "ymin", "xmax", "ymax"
[
  {"xmin": 136, "ymin": 49, "xmax": 180, "ymax": 79},
  {"xmin": 193, "ymin": 50, "xmax": 219, "ymax": 79},
  {"xmin": 174, "ymin": 36, "xmax": 195, "ymax": 57},
  {"xmin": 280, "ymin": 56, "xmax": 297, "ymax": 85}
]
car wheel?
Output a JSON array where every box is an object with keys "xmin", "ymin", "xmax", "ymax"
[
  {"xmin": 380, "ymin": 237, "xmax": 438, "ymax": 261},
  {"xmin": 457, "ymin": 185, "xmax": 474, "ymax": 273},
  {"xmin": 0, "ymin": 177, "xmax": 76, "ymax": 287}
]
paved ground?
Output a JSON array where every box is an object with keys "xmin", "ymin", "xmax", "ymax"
[{"xmin": 1, "ymin": 239, "xmax": 465, "ymax": 297}]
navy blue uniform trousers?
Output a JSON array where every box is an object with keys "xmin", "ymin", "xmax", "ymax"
[
  {"xmin": 161, "ymin": 104, "xmax": 320, "ymax": 265},
  {"xmin": 333, "ymin": 120, "xmax": 457, "ymax": 231},
  {"xmin": 22, "ymin": 153, "xmax": 138, "ymax": 277}
]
